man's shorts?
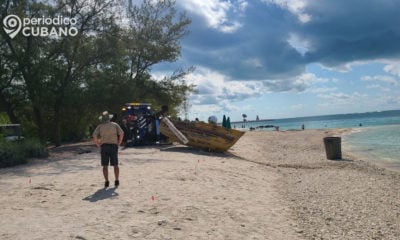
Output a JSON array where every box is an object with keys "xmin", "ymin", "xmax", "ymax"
[{"xmin": 100, "ymin": 144, "xmax": 118, "ymax": 166}]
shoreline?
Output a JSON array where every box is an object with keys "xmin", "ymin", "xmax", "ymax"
[{"xmin": 245, "ymin": 126, "xmax": 400, "ymax": 173}]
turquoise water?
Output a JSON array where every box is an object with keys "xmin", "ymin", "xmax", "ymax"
[
  {"xmin": 342, "ymin": 125, "xmax": 400, "ymax": 165},
  {"xmin": 232, "ymin": 110, "xmax": 400, "ymax": 165},
  {"xmin": 233, "ymin": 110, "xmax": 400, "ymax": 131}
]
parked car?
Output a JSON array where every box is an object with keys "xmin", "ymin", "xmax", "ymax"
[{"xmin": 0, "ymin": 124, "xmax": 24, "ymax": 141}]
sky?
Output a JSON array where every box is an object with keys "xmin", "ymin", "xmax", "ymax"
[{"xmin": 152, "ymin": 0, "xmax": 400, "ymax": 122}]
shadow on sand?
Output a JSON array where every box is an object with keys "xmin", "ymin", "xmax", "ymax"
[{"xmin": 83, "ymin": 187, "xmax": 119, "ymax": 202}]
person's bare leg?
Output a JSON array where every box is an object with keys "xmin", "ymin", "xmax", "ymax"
[
  {"xmin": 103, "ymin": 166, "xmax": 109, "ymax": 187},
  {"xmin": 114, "ymin": 165, "xmax": 119, "ymax": 180},
  {"xmin": 103, "ymin": 166, "xmax": 109, "ymax": 181},
  {"xmin": 114, "ymin": 165, "xmax": 119, "ymax": 186}
]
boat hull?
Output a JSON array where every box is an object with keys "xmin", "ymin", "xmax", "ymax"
[{"xmin": 160, "ymin": 120, "xmax": 244, "ymax": 152}]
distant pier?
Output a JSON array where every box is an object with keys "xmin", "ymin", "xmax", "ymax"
[{"xmin": 231, "ymin": 119, "xmax": 275, "ymax": 129}]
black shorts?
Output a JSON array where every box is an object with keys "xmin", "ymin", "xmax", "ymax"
[{"xmin": 101, "ymin": 144, "xmax": 118, "ymax": 166}]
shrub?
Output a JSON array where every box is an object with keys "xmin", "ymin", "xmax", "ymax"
[
  {"xmin": 19, "ymin": 138, "xmax": 49, "ymax": 159},
  {"xmin": 0, "ymin": 138, "xmax": 48, "ymax": 168}
]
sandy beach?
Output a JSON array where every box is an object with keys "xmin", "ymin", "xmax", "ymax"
[{"xmin": 0, "ymin": 129, "xmax": 399, "ymax": 240}]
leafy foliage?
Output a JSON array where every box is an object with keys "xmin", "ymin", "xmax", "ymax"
[
  {"xmin": 0, "ymin": 0, "xmax": 195, "ymax": 145},
  {"xmin": 0, "ymin": 138, "xmax": 48, "ymax": 168}
]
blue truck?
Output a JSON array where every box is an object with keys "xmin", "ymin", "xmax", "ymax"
[{"xmin": 120, "ymin": 103, "xmax": 168, "ymax": 146}]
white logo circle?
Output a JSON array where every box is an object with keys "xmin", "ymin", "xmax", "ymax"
[{"xmin": 3, "ymin": 15, "xmax": 22, "ymax": 39}]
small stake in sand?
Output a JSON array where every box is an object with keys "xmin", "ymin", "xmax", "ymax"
[
  {"xmin": 151, "ymin": 195, "xmax": 155, "ymax": 201},
  {"xmin": 29, "ymin": 178, "xmax": 31, "ymax": 184},
  {"xmin": 195, "ymin": 159, "xmax": 200, "ymax": 175}
]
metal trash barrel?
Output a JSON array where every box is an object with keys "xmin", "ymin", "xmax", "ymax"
[{"xmin": 323, "ymin": 137, "xmax": 342, "ymax": 160}]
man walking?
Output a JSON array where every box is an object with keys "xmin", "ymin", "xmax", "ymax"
[{"xmin": 92, "ymin": 111, "xmax": 124, "ymax": 188}]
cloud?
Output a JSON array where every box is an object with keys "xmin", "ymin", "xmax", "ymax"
[
  {"xmin": 287, "ymin": 33, "xmax": 311, "ymax": 56},
  {"xmin": 158, "ymin": 0, "xmax": 400, "ymax": 118},
  {"xmin": 316, "ymin": 92, "xmax": 370, "ymax": 110},
  {"xmin": 361, "ymin": 75, "xmax": 399, "ymax": 86},
  {"xmin": 262, "ymin": 0, "xmax": 311, "ymax": 23},
  {"xmin": 176, "ymin": 0, "xmax": 400, "ymax": 85},
  {"xmin": 263, "ymin": 72, "xmax": 328, "ymax": 92},
  {"xmin": 185, "ymin": 67, "xmax": 265, "ymax": 105},
  {"xmin": 366, "ymin": 84, "xmax": 390, "ymax": 92},
  {"xmin": 384, "ymin": 62, "xmax": 400, "ymax": 77},
  {"xmin": 310, "ymin": 87, "xmax": 338, "ymax": 93},
  {"xmin": 302, "ymin": 0, "xmax": 400, "ymax": 67},
  {"xmin": 178, "ymin": 0, "xmax": 244, "ymax": 33}
]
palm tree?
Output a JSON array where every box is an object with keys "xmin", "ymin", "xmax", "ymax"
[{"xmin": 242, "ymin": 114, "xmax": 247, "ymax": 122}]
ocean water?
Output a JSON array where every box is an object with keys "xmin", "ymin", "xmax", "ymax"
[
  {"xmin": 342, "ymin": 125, "xmax": 400, "ymax": 165},
  {"xmin": 232, "ymin": 110, "xmax": 400, "ymax": 165},
  {"xmin": 233, "ymin": 110, "xmax": 400, "ymax": 131}
]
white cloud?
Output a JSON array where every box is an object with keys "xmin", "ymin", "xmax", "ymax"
[
  {"xmin": 287, "ymin": 33, "xmax": 311, "ymax": 55},
  {"xmin": 366, "ymin": 84, "xmax": 390, "ymax": 92},
  {"xmin": 310, "ymin": 87, "xmax": 338, "ymax": 93},
  {"xmin": 219, "ymin": 21, "xmax": 243, "ymax": 33},
  {"xmin": 383, "ymin": 62, "xmax": 400, "ymax": 77},
  {"xmin": 179, "ymin": 0, "xmax": 244, "ymax": 33},
  {"xmin": 361, "ymin": 75, "xmax": 399, "ymax": 86},
  {"xmin": 183, "ymin": 67, "xmax": 265, "ymax": 108},
  {"xmin": 264, "ymin": 72, "xmax": 329, "ymax": 92},
  {"xmin": 237, "ymin": 0, "xmax": 248, "ymax": 12},
  {"xmin": 262, "ymin": 0, "xmax": 311, "ymax": 23},
  {"xmin": 316, "ymin": 92, "xmax": 369, "ymax": 110}
]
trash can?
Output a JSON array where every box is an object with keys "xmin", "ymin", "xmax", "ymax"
[{"xmin": 323, "ymin": 137, "xmax": 342, "ymax": 160}]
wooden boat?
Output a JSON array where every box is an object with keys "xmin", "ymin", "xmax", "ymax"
[{"xmin": 160, "ymin": 117, "xmax": 244, "ymax": 152}]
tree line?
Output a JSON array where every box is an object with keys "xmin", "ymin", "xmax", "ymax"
[{"xmin": 0, "ymin": 0, "xmax": 195, "ymax": 146}]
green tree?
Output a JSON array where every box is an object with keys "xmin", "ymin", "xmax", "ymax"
[
  {"xmin": 1, "ymin": 0, "xmax": 120, "ymax": 145},
  {"xmin": 222, "ymin": 115, "xmax": 227, "ymax": 128},
  {"xmin": 122, "ymin": 0, "xmax": 195, "ymax": 115},
  {"xmin": 1, "ymin": 0, "xmax": 56, "ymax": 140},
  {"xmin": 1, "ymin": 0, "xmax": 196, "ymax": 145}
]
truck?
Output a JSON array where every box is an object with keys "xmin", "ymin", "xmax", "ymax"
[
  {"xmin": 119, "ymin": 102, "xmax": 244, "ymax": 152},
  {"xmin": 120, "ymin": 103, "xmax": 168, "ymax": 146}
]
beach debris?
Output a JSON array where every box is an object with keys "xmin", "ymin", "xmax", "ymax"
[
  {"xmin": 74, "ymin": 236, "xmax": 87, "ymax": 240},
  {"xmin": 149, "ymin": 207, "xmax": 159, "ymax": 215},
  {"xmin": 157, "ymin": 219, "xmax": 167, "ymax": 226},
  {"xmin": 33, "ymin": 186, "xmax": 52, "ymax": 191}
]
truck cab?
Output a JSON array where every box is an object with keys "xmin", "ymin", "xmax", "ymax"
[{"xmin": 121, "ymin": 103, "xmax": 157, "ymax": 146}]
